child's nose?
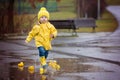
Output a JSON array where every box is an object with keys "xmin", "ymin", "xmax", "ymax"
[{"xmin": 43, "ymin": 17, "xmax": 46, "ymax": 20}]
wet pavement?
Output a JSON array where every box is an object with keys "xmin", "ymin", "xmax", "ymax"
[{"xmin": 0, "ymin": 6, "xmax": 120, "ymax": 80}]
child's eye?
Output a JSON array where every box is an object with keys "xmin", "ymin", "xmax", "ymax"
[{"xmin": 41, "ymin": 16, "xmax": 47, "ymax": 18}]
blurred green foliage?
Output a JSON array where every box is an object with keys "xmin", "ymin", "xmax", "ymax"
[{"xmin": 14, "ymin": 0, "xmax": 118, "ymax": 33}]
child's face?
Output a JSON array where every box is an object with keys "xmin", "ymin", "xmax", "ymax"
[{"xmin": 40, "ymin": 16, "xmax": 48, "ymax": 23}]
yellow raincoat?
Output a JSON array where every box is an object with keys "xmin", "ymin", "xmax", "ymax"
[{"xmin": 25, "ymin": 22, "xmax": 57, "ymax": 50}]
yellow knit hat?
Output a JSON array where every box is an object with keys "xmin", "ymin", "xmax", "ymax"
[{"xmin": 38, "ymin": 7, "xmax": 50, "ymax": 20}]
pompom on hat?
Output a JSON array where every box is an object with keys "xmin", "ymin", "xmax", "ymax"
[{"xmin": 38, "ymin": 7, "xmax": 50, "ymax": 20}]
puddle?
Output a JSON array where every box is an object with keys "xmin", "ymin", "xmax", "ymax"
[
  {"xmin": 0, "ymin": 57, "xmax": 106, "ymax": 80},
  {"xmin": 9, "ymin": 67, "xmax": 48, "ymax": 80},
  {"xmin": 55, "ymin": 58, "xmax": 106, "ymax": 73},
  {"xmin": 0, "ymin": 62, "xmax": 53, "ymax": 80}
]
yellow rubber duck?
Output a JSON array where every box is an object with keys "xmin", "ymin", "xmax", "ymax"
[
  {"xmin": 18, "ymin": 62, "xmax": 24, "ymax": 67},
  {"xmin": 52, "ymin": 63, "xmax": 57, "ymax": 69},
  {"xmin": 51, "ymin": 60, "xmax": 57, "ymax": 69},
  {"xmin": 28, "ymin": 66, "xmax": 34, "ymax": 71},
  {"xmin": 56, "ymin": 64, "xmax": 60, "ymax": 71},
  {"xmin": 48, "ymin": 61, "xmax": 52, "ymax": 66},
  {"xmin": 27, "ymin": 66, "xmax": 35, "ymax": 74},
  {"xmin": 48, "ymin": 60, "xmax": 61, "ymax": 71},
  {"xmin": 39, "ymin": 67, "xmax": 44, "ymax": 75}
]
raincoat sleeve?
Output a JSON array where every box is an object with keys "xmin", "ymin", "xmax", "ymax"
[
  {"xmin": 50, "ymin": 24, "xmax": 57, "ymax": 38},
  {"xmin": 25, "ymin": 25, "xmax": 39, "ymax": 42}
]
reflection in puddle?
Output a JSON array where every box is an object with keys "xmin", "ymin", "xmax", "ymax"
[
  {"xmin": 0, "ymin": 62, "xmax": 50, "ymax": 80},
  {"xmin": 56, "ymin": 58, "xmax": 105, "ymax": 73},
  {"xmin": 9, "ymin": 66, "xmax": 51, "ymax": 80}
]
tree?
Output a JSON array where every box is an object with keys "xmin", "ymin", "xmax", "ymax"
[
  {"xmin": 0, "ymin": 0, "xmax": 14, "ymax": 35},
  {"xmin": 8, "ymin": 0, "xmax": 14, "ymax": 33}
]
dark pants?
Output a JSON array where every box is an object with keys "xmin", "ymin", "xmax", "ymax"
[{"xmin": 38, "ymin": 46, "xmax": 49, "ymax": 59}]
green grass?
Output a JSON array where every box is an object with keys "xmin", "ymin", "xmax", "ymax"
[
  {"xmin": 50, "ymin": 12, "xmax": 76, "ymax": 20},
  {"xmin": 57, "ymin": 0, "xmax": 75, "ymax": 12},
  {"xmin": 102, "ymin": 10, "xmax": 115, "ymax": 19},
  {"xmin": 96, "ymin": 19, "xmax": 118, "ymax": 32},
  {"xmin": 72, "ymin": 19, "xmax": 118, "ymax": 33}
]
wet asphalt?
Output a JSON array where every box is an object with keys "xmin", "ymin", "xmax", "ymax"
[{"xmin": 0, "ymin": 6, "xmax": 120, "ymax": 80}]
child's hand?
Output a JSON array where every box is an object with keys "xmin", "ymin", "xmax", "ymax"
[
  {"xmin": 25, "ymin": 40, "xmax": 28, "ymax": 43},
  {"xmin": 50, "ymin": 34, "xmax": 54, "ymax": 38}
]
